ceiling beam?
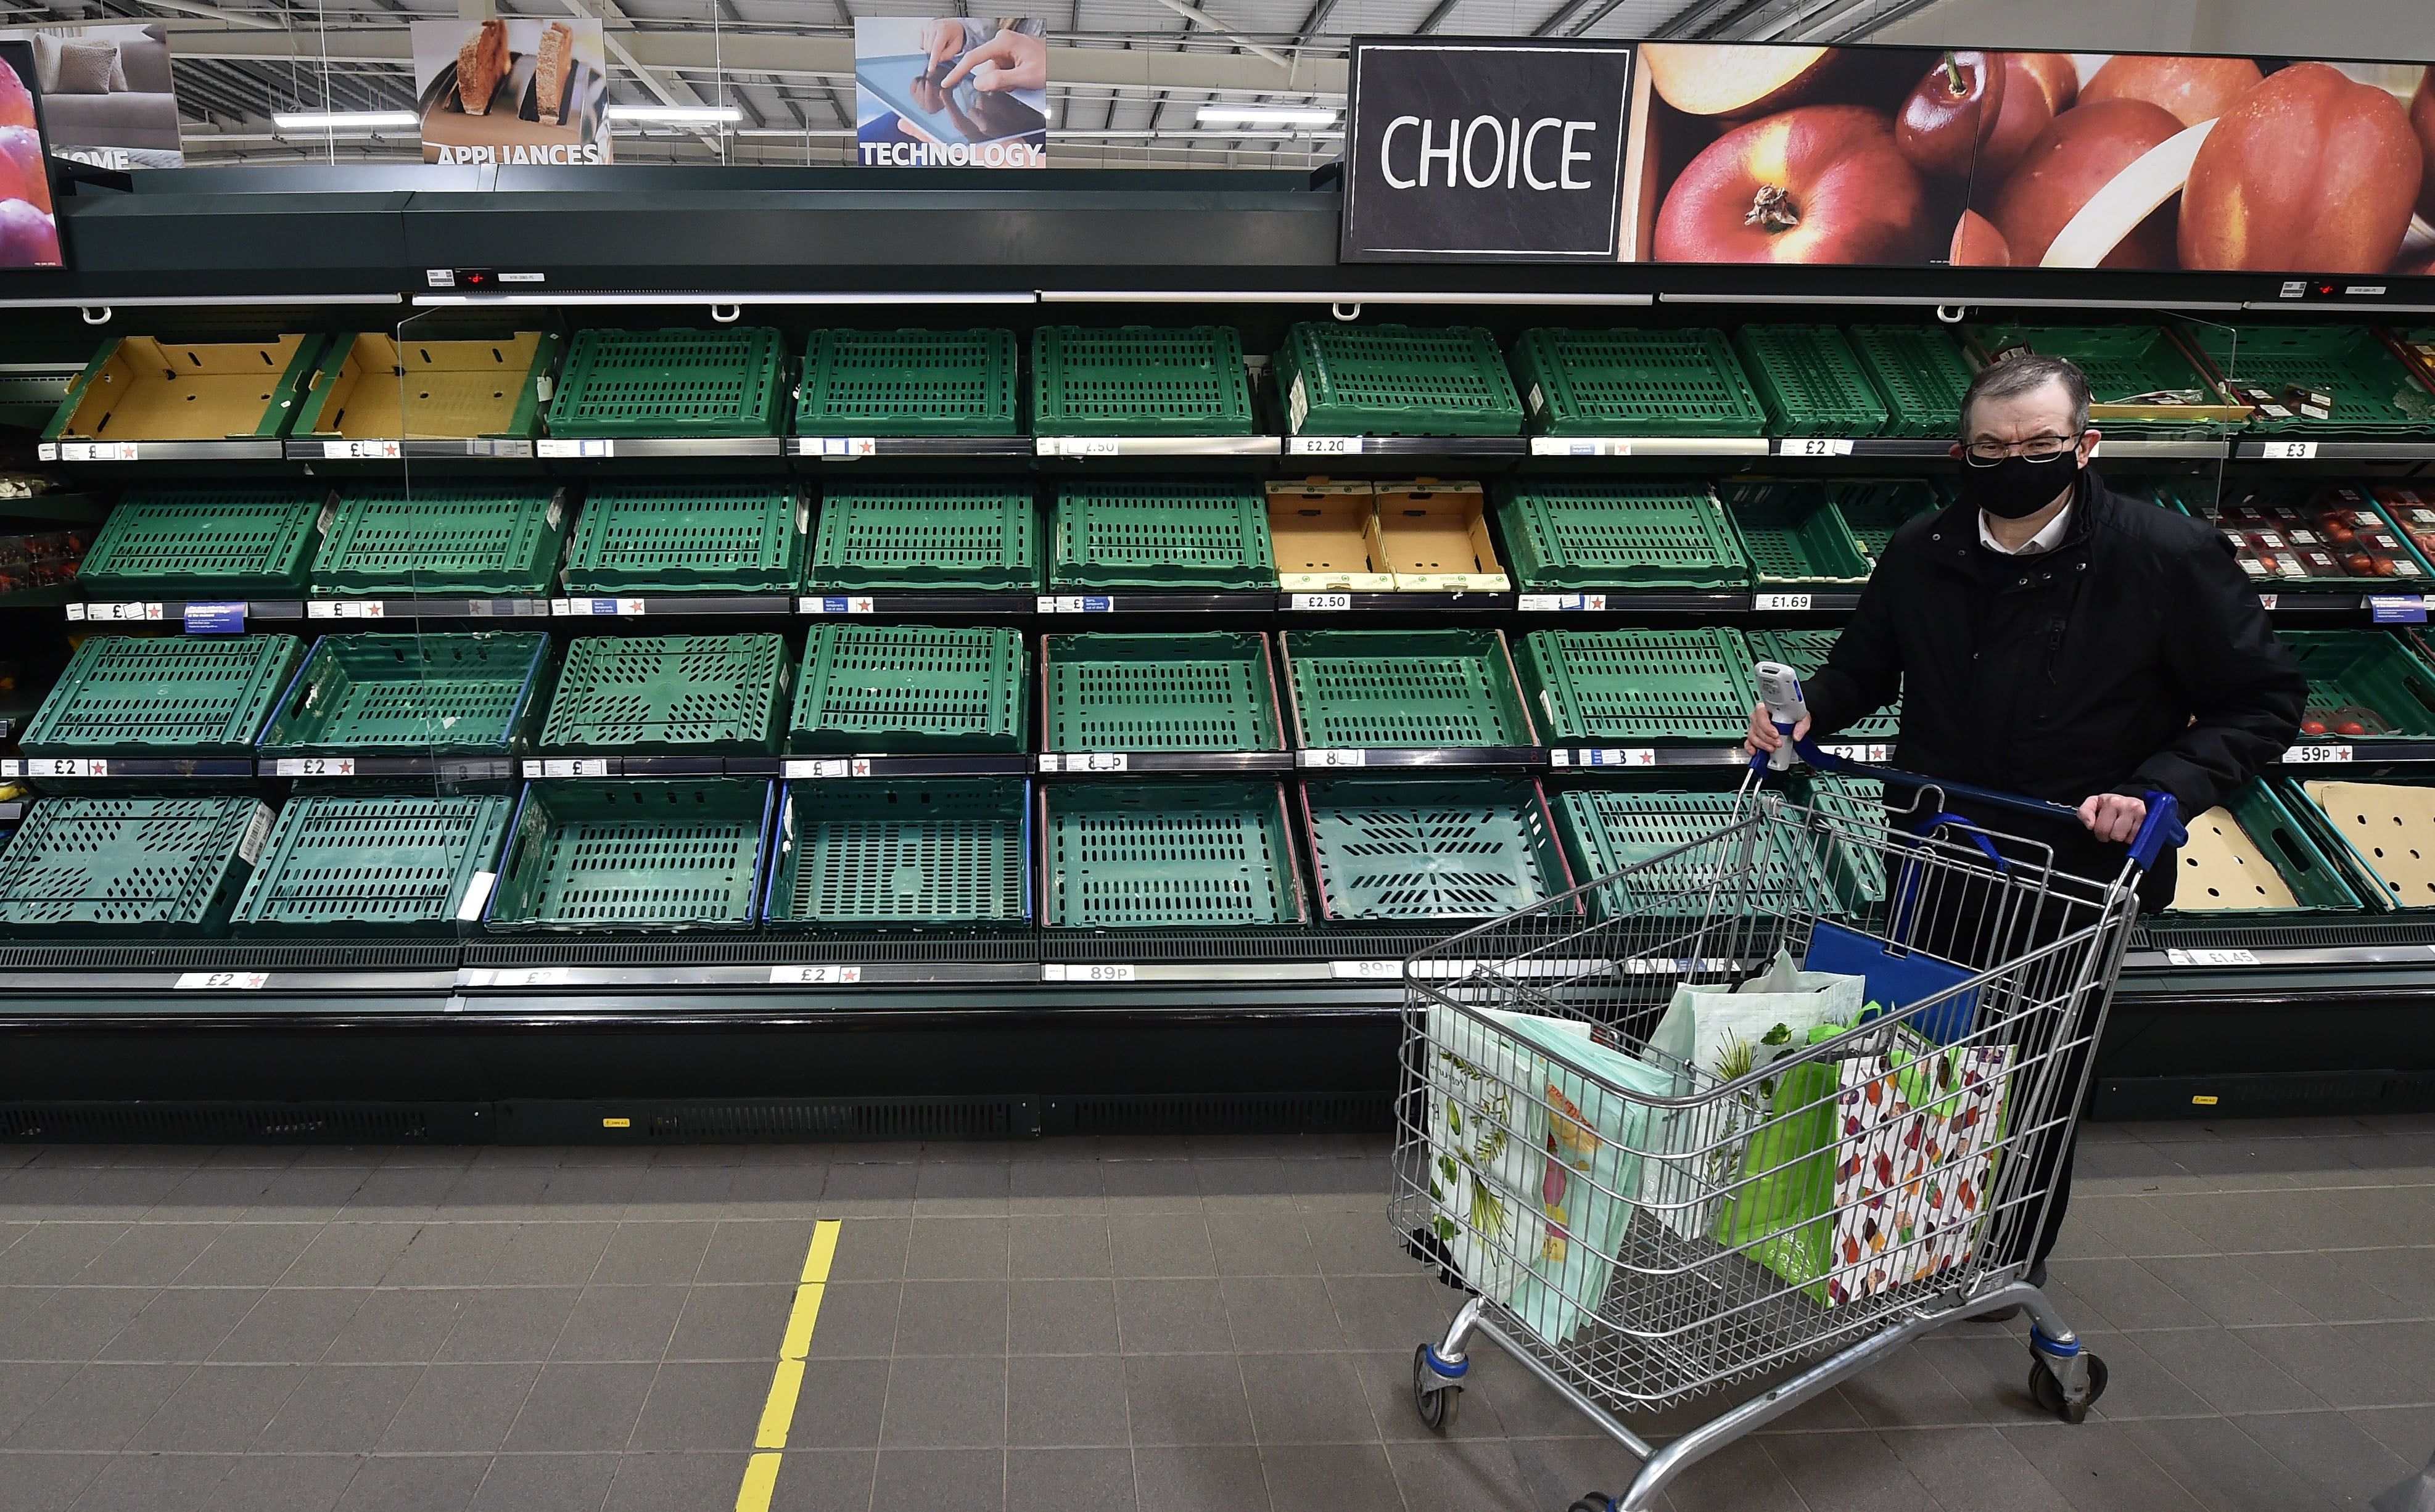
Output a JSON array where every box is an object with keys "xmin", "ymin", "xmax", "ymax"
[
  {"xmin": 562, "ymin": 0, "xmax": 703, "ymax": 108},
  {"xmin": 1150, "ymin": 0, "xmax": 1291, "ymax": 70}
]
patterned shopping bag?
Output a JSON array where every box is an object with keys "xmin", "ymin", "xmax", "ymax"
[{"xmin": 1822, "ymin": 1035, "xmax": 2013, "ymax": 1307}]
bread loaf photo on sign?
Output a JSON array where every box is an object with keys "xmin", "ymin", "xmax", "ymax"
[
  {"xmin": 456, "ymin": 18, "xmax": 507, "ymax": 115},
  {"xmin": 535, "ymin": 22, "xmax": 573, "ymax": 126}
]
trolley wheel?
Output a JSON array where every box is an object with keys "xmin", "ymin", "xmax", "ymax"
[
  {"xmin": 2029, "ymin": 1351, "xmax": 2109, "ymax": 1424},
  {"xmin": 1411, "ymin": 1344, "xmax": 1461, "ymax": 1433},
  {"xmin": 1567, "ymin": 1497, "xmax": 1617, "ymax": 1512}
]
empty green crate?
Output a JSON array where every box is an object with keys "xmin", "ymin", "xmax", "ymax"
[
  {"xmin": 1722, "ymin": 483, "xmax": 1872, "ymax": 586},
  {"xmin": 2185, "ymin": 324, "xmax": 2435, "ymax": 435},
  {"xmin": 1733, "ymin": 326, "xmax": 1890, "ymax": 437},
  {"xmin": 1042, "ymin": 632, "xmax": 1282, "ymax": 752},
  {"xmin": 1052, "ymin": 483, "xmax": 1276, "ymax": 590},
  {"xmin": 790, "ymin": 623, "xmax": 1026, "ymax": 754},
  {"xmin": 1042, "ymin": 781, "xmax": 1304, "ymax": 927},
  {"xmin": 1552, "ymin": 787, "xmax": 1830, "ymax": 918},
  {"xmin": 1803, "ymin": 774, "xmax": 1887, "ymax": 913},
  {"xmin": 230, "ymin": 792, "xmax": 513, "ymax": 937},
  {"xmin": 1301, "ymin": 776, "xmax": 1573, "ymax": 922},
  {"xmin": 80, "ymin": 488, "xmax": 328, "ymax": 599},
  {"xmin": 2280, "ymin": 630, "xmax": 2435, "ymax": 738},
  {"xmin": 1966, "ymin": 325, "xmax": 2225, "ymax": 435},
  {"xmin": 796, "ymin": 328, "xmax": 1018, "ymax": 436},
  {"xmin": 1032, "ymin": 326, "xmax": 1255, "ymax": 436},
  {"xmin": 258, "ymin": 633, "xmax": 553, "ymax": 758},
  {"xmin": 806, "ymin": 482, "xmax": 1039, "ymax": 591},
  {"xmin": 1750, "ymin": 629, "xmax": 1899, "ymax": 741},
  {"xmin": 1498, "ymin": 483, "xmax": 1750, "ymax": 590},
  {"xmin": 312, "ymin": 485, "xmax": 570, "ymax": 597},
  {"xmin": 1517, "ymin": 628, "xmax": 1758, "ymax": 744},
  {"xmin": 545, "ymin": 327, "xmax": 787, "ymax": 438},
  {"xmin": 562, "ymin": 482, "xmax": 804, "ymax": 594},
  {"xmin": 487, "ymin": 779, "xmax": 773, "ymax": 931},
  {"xmin": 1847, "ymin": 325, "xmax": 1976, "ymax": 438},
  {"xmin": 1274, "ymin": 323, "xmax": 1524, "ymax": 437},
  {"xmin": 22, "ymin": 633, "xmax": 304, "ymax": 760},
  {"xmin": 540, "ymin": 635, "xmax": 789, "ymax": 755},
  {"xmin": 1283, "ymin": 628, "xmax": 1534, "ymax": 749},
  {"xmin": 765, "ymin": 778, "xmax": 1030, "ymax": 927},
  {"xmin": 1511, "ymin": 329, "xmax": 1768, "ymax": 437},
  {"xmin": 0, "ymin": 795, "xmax": 270, "ymax": 937},
  {"xmin": 1835, "ymin": 480, "xmax": 1946, "ymax": 561}
]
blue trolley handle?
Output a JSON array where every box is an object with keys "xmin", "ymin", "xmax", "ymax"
[{"xmin": 1748, "ymin": 661, "xmax": 2187, "ymax": 876}]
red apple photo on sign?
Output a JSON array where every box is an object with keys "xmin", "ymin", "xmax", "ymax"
[
  {"xmin": 0, "ymin": 42, "xmax": 60, "ymax": 269},
  {"xmin": 1628, "ymin": 43, "xmax": 2435, "ymax": 275}
]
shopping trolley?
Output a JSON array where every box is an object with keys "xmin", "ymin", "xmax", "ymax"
[{"xmin": 1393, "ymin": 662, "xmax": 2185, "ymax": 1511}]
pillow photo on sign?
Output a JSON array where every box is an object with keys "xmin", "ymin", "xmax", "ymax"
[{"xmin": 53, "ymin": 41, "xmax": 118, "ymax": 95}]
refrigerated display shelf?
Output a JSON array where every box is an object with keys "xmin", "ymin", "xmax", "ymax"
[
  {"xmin": 2185, "ymin": 324, "xmax": 2435, "ymax": 436},
  {"xmin": 311, "ymin": 485, "xmax": 569, "ymax": 598},
  {"xmin": 257, "ymin": 633, "xmax": 552, "ymax": 759},
  {"xmin": 765, "ymin": 777, "xmax": 1031, "ymax": 927},
  {"xmin": 796, "ymin": 328, "xmax": 1019, "ymax": 437},
  {"xmin": 231, "ymin": 793, "xmax": 514, "ymax": 937},
  {"xmin": 0, "ymin": 796, "xmax": 270, "ymax": 937},
  {"xmin": 1042, "ymin": 631, "xmax": 1282, "ymax": 754},
  {"xmin": 1274, "ymin": 323, "xmax": 1524, "ymax": 437},
  {"xmin": 545, "ymin": 327, "xmax": 788, "ymax": 438},
  {"xmin": 487, "ymin": 779, "xmax": 775, "ymax": 931},
  {"xmin": 540, "ymin": 634, "xmax": 789, "ymax": 755},
  {"xmin": 1300, "ymin": 775, "xmax": 1572, "ymax": 922}
]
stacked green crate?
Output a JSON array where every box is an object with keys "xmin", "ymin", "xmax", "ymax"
[
  {"xmin": 80, "ymin": 488, "xmax": 328, "ymax": 599},
  {"xmin": 1517, "ymin": 627, "xmax": 1758, "ymax": 744},
  {"xmin": 562, "ymin": 482, "xmax": 805, "ymax": 594},
  {"xmin": 1283, "ymin": 628, "xmax": 1534, "ymax": 749},
  {"xmin": 1510, "ymin": 329, "xmax": 1768, "ymax": 437},
  {"xmin": 1834, "ymin": 480, "xmax": 1947, "ymax": 562},
  {"xmin": 1272, "ymin": 323, "xmax": 1524, "ymax": 437},
  {"xmin": 22, "ymin": 634, "xmax": 304, "ymax": 766},
  {"xmin": 540, "ymin": 635, "xmax": 790, "ymax": 755},
  {"xmin": 1499, "ymin": 483, "xmax": 1750, "ymax": 590},
  {"xmin": 1031, "ymin": 326, "xmax": 1255, "ymax": 435},
  {"xmin": 765, "ymin": 778, "xmax": 1030, "ymax": 928},
  {"xmin": 2279, "ymin": 630, "xmax": 2435, "ymax": 739},
  {"xmin": 806, "ymin": 482, "xmax": 1039, "ymax": 591},
  {"xmin": 796, "ymin": 328, "xmax": 1018, "ymax": 436},
  {"xmin": 1052, "ymin": 482, "xmax": 1275, "ymax": 590},
  {"xmin": 0, "ymin": 795, "xmax": 271, "ymax": 936},
  {"xmin": 1720, "ymin": 483, "xmax": 1872, "ymax": 586},
  {"xmin": 257, "ymin": 633, "xmax": 552, "ymax": 760},
  {"xmin": 1552, "ymin": 786, "xmax": 1834, "ymax": 918},
  {"xmin": 1042, "ymin": 781, "xmax": 1305, "ymax": 927},
  {"xmin": 2184, "ymin": 324, "xmax": 2435, "ymax": 436},
  {"xmin": 1300, "ymin": 776, "xmax": 1573, "ymax": 922},
  {"xmin": 230, "ymin": 793, "xmax": 514, "ymax": 936},
  {"xmin": 789, "ymin": 623, "xmax": 1026, "ymax": 754},
  {"xmin": 487, "ymin": 780, "xmax": 774, "ymax": 930},
  {"xmin": 1847, "ymin": 324, "xmax": 1976, "ymax": 438},
  {"xmin": 1042, "ymin": 632, "xmax": 1283, "ymax": 752},
  {"xmin": 311, "ymin": 485, "xmax": 569, "ymax": 597},
  {"xmin": 1732, "ymin": 326, "xmax": 1890, "ymax": 436},
  {"xmin": 545, "ymin": 327, "xmax": 788, "ymax": 437}
]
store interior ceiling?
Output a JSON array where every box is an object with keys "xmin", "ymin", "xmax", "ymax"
[{"xmin": 0, "ymin": 0, "xmax": 1937, "ymax": 166}]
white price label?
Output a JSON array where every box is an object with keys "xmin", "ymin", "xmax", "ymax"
[
  {"xmin": 2260, "ymin": 440, "xmax": 2318, "ymax": 459},
  {"xmin": 59, "ymin": 441, "xmax": 140, "ymax": 461},
  {"xmin": 1040, "ymin": 437, "xmax": 1123, "ymax": 457},
  {"xmin": 1287, "ymin": 436, "xmax": 1364, "ymax": 456},
  {"xmin": 2282, "ymin": 744, "xmax": 2354, "ymax": 764},
  {"xmin": 1754, "ymin": 592, "xmax": 1815, "ymax": 612},
  {"xmin": 2258, "ymin": 593, "xmax": 2280, "ymax": 610},
  {"xmin": 1085, "ymin": 752, "xmax": 1129, "ymax": 772},
  {"xmin": 175, "ymin": 971, "xmax": 269, "ymax": 990},
  {"xmin": 30, "ymin": 758, "xmax": 109, "ymax": 778},
  {"xmin": 1776, "ymin": 438, "xmax": 1854, "ymax": 457},
  {"xmin": 455, "ymin": 869, "xmax": 497, "ymax": 922},
  {"xmin": 770, "ymin": 964, "xmax": 863, "ymax": 984},
  {"xmin": 273, "ymin": 757, "xmax": 356, "ymax": 778},
  {"xmin": 522, "ymin": 760, "xmax": 543, "ymax": 778},
  {"xmin": 1529, "ymin": 437, "xmax": 1633, "ymax": 456},
  {"xmin": 1289, "ymin": 593, "xmax": 1353, "ymax": 612},
  {"xmin": 804, "ymin": 437, "xmax": 879, "ymax": 459},
  {"xmin": 493, "ymin": 967, "xmax": 571, "ymax": 988},
  {"xmin": 76, "ymin": 601, "xmax": 163, "ymax": 623},
  {"xmin": 1516, "ymin": 594, "xmax": 1608, "ymax": 613},
  {"xmin": 321, "ymin": 439, "xmax": 401, "ymax": 459},
  {"xmin": 1330, "ymin": 959, "xmax": 1402, "ymax": 980},
  {"xmin": 0, "ymin": 761, "xmax": 17, "ymax": 778},
  {"xmin": 1301, "ymin": 749, "xmax": 1368, "ymax": 768},
  {"xmin": 1551, "ymin": 748, "xmax": 1655, "ymax": 768},
  {"xmin": 798, "ymin": 596, "xmax": 876, "ymax": 615},
  {"xmin": 537, "ymin": 438, "xmax": 615, "ymax": 458},
  {"xmin": 556, "ymin": 598, "xmax": 646, "ymax": 617},
  {"xmin": 542, "ymin": 758, "xmax": 611, "ymax": 778},
  {"xmin": 307, "ymin": 599, "xmax": 387, "ymax": 620},
  {"xmin": 1034, "ymin": 596, "xmax": 1109, "ymax": 614},
  {"xmin": 1044, "ymin": 963, "xmax": 1137, "ymax": 982},
  {"xmin": 2163, "ymin": 947, "xmax": 2259, "ymax": 968},
  {"xmin": 785, "ymin": 758, "xmax": 853, "ymax": 779},
  {"xmin": 238, "ymin": 803, "xmax": 274, "ymax": 865},
  {"xmin": 1820, "ymin": 744, "xmax": 1892, "ymax": 762}
]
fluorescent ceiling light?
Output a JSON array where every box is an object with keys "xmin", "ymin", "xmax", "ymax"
[
  {"xmin": 273, "ymin": 110, "xmax": 418, "ymax": 129},
  {"xmin": 606, "ymin": 105, "xmax": 743, "ymax": 123},
  {"xmin": 1195, "ymin": 106, "xmax": 1338, "ymax": 128}
]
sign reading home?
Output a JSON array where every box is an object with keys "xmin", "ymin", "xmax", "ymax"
[{"xmin": 1341, "ymin": 38, "xmax": 1633, "ymax": 262}]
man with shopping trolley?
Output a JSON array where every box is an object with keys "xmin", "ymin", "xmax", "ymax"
[{"xmin": 1744, "ymin": 351, "xmax": 2305, "ymax": 1314}]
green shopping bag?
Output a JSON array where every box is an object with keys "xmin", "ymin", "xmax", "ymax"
[{"xmin": 1711, "ymin": 1022, "xmax": 1845, "ymax": 1298}]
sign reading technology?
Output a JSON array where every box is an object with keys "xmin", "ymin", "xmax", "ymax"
[
  {"xmin": 1341, "ymin": 38, "xmax": 1633, "ymax": 262},
  {"xmin": 855, "ymin": 17, "xmax": 1049, "ymax": 168}
]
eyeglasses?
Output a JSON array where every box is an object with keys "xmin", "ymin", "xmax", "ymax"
[{"xmin": 1963, "ymin": 433, "xmax": 2081, "ymax": 464}]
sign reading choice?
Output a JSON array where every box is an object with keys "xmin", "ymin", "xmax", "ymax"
[{"xmin": 1341, "ymin": 38, "xmax": 1633, "ymax": 262}]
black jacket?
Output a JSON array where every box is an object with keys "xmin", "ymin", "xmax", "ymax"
[{"xmin": 1803, "ymin": 470, "xmax": 2305, "ymax": 911}]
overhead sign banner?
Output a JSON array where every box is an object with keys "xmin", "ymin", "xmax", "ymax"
[
  {"xmin": 855, "ymin": 17, "xmax": 1049, "ymax": 169},
  {"xmin": 411, "ymin": 17, "xmax": 611, "ymax": 166},
  {"xmin": 1341, "ymin": 39, "xmax": 1634, "ymax": 262},
  {"xmin": 0, "ymin": 23, "xmax": 182, "ymax": 170}
]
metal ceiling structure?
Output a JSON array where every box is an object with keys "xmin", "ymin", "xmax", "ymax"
[{"xmin": 4, "ymin": 0, "xmax": 1936, "ymax": 165}]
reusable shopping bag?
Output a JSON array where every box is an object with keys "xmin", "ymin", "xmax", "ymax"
[
  {"xmin": 1710, "ymin": 1021, "xmax": 1849, "ymax": 1297},
  {"xmin": 1422, "ymin": 1000, "xmax": 1591, "ymax": 1302}
]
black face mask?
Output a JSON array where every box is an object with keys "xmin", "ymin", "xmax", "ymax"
[{"xmin": 1960, "ymin": 450, "xmax": 2082, "ymax": 520}]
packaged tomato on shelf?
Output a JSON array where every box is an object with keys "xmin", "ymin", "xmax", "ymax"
[
  {"xmin": 2298, "ymin": 703, "xmax": 2392, "ymax": 739},
  {"xmin": 2210, "ymin": 497, "xmax": 2316, "ymax": 581},
  {"xmin": 2307, "ymin": 485, "xmax": 2425, "ymax": 580},
  {"xmin": 2368, "ymin": 484, "xmax": 2435, "ymax": 564}
]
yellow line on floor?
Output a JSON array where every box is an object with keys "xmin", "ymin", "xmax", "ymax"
[{"xmin": 735, "ymin": 1218, "xmax": 843, "ymax": 1512}]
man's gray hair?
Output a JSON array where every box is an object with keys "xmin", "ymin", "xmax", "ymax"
[{"xmin": 1961, "ymin": 353, "xmax": 2092, "ymax": 438}]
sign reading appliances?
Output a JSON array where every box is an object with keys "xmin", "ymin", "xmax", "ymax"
[{"xmin": 1342, "ymin": 39, "xmax": 1632, "ymax": 262}]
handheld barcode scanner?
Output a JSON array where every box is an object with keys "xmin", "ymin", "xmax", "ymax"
[{"xmin": 1753, "ymin": 660, "xmax": 1807, "ymax": 773}]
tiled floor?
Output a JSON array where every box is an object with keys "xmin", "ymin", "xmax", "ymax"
[{"xmin": 0, "ymin": 1116, "xmax": 2429, "ymax": 1511}]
